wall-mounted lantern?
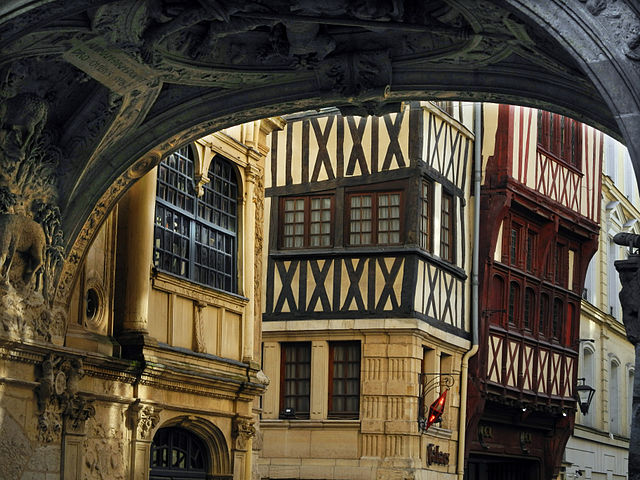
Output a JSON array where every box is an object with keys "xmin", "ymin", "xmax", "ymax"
[
  {"xmin": 418, "ymin": 373, "xmax": 454, "ymax": 432},
  {"xmin": 576, "ymin": 377, "xmax": 595, "ymax": 415}
]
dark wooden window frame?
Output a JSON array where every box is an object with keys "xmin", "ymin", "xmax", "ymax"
[
  {"xmin": 419, "ymin": 179, "xmax": 434, "ymax": 252},
  {"xmin": 279, "ymin": 342, "xmax": 311, "ymax": 419},
  {"xmin": 279, "ymin": 194, "xmax": 335, "ymax": 249},
  {"xmin": 345, "ymin": 190, "xmax": 404, "ymax": 246},
  {"xmin": 328, "ymin": 341, "xmax": 361, "ymax": 419},
  {"xmin": 537, "ymin": 110, "xmax": 583, "ymax": 170},
  {"xmin": 440, "ymin": 191, "xmax": 455, "ymax": 262}
]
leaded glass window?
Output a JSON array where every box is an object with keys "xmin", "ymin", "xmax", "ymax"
[{"xmin": 153, "ymin": 147, "xmax": 238, "ymax": 293}]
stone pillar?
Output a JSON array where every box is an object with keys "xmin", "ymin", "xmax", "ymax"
[
  {"xmin": 232, "ymin": 416, "xmax": 256, "ymax": 480},
  {"xmin": 118, "ymin": 168, "xmax": 158, "ymax": 336},
  {"xmin": 126, "ymin": 400, "xmax": 161, "ymax": 480},
  {"xmin": 613, "ymin": 233, "xmax": 640, "ymax": 480}
]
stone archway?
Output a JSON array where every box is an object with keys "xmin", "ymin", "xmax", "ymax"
[{"xmin": 1, "ymin": 0, "xmax": 638, "ymax": 311}]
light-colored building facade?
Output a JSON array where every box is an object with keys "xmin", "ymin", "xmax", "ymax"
[
  {"xmin": 0, "ymin": 118, "xmax": 282, "ymax": 480},
  {"xmin": 562, "ymin": 137, "xmax": 637, "ymax": 480},
  {"xmin": 258, "ymin": 102, "xmax": 475, "ymax": 480}
]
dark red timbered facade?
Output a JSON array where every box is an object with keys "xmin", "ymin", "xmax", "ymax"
[{"xmin": 466, "ymin": 104, "xmax": 602, "ymax": 480}]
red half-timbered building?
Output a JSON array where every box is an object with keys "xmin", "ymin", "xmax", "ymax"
[{"xmin": 466, "ymin": 104, "xmax": 603, "ymax": 480}]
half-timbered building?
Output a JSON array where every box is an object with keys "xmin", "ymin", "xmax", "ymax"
[
  {"xmin": 465, "ymin": 104, "xmax": 603, "ymax": 480},
  {"xmin": 259, "ymin": 102, "xmax": 474, "ymax": 479}
]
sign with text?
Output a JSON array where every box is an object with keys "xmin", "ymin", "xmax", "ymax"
[{"xmin": 64, "ymin": 39, "xmax": 153, "ymax": 95}]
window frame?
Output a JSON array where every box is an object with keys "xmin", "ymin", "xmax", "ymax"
[
  {"xmin": 537, "ymin": 110, "xmax": 582, "ymax": 169},
  {"xmin": 150, "ymin": 427, "xmax": 209, "ymax": 478},
  {"xmin": 328, "ymin": 341, "xmax": 361, "ymax": 419},
  {"xmin": 279, "ymin": 342, "xmax": 311, "ymax": 419},
  {"xmin": 279, "ymin": 194, "xmax": 335, "ymax": 249},
  {"xmin": 346, "ymin": 190, "xmax": 404, "ymax": 246},
  {"xmin": 153, "ymin": 148, "xmax": 239, "ymax": 293},
  {"xmin": 440, "ymin": 191, "xmax": 455, "ymax": 262},
  {"xmin": 419, "ymin": 179, "xmax": 434, "ymax": 252}
]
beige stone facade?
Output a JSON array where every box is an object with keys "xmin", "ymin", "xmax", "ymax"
[{"xmin": 0, "ymin": 118, "xmax": 283, "ymax": 480}]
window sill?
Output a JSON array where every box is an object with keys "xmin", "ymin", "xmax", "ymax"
[
  {"xmin": 151, "ymin": 270, "xmax": 248, "ymax": 311},
  {"xmin": 262, "ymin": 419, "xmax": 361, "ymax": 428}
]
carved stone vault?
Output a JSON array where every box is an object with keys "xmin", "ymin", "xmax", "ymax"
[{"xmin": 0, "ymin": 0, "xmax": 639, "ymax": 319}]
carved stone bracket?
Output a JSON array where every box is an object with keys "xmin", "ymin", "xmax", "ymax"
[
  {"xmin": 193, "ymin": 301, "xmax": 207, "ymax": 354},
  {"xmin": 35, "ymin": 354, "xmax": 95, "ymax": 443},
  {"xmin": 232, "ymin": 415, "xmax": 256, "ymax": 452},
  {"xmin": 126, "ymin": 399, "xmax": 162, "ymax": 440}
]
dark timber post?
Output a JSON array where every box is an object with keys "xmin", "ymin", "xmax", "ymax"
[{"xmin": 613, "ymin": 233, "xmax": 640, "ymax": 480}]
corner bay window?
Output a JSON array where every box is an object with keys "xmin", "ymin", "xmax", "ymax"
[
  {"xmin": 153, "ymin": 146, "xmax": 238, "ymax": 293},
  {"xmin": 420, "ymin": 180, "xmax": 433, "ymax": 251},
  {"xmin": 348, "ymin": 191, "xmax": 401, "ymax": 245},
  {"xmin": 280, "ymin": 342, "xmax": 311, "ymax": 419},
  {"xmin": 329, "ymin": 342, "xmax": 361, "ymax": 418},
  {"xmin": 281, "ymin": 195, "xmax": 333, "ymax": 248}
]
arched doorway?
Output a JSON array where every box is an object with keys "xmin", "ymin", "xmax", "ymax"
[{"xmin": 150, "ymin": 427, "xmax": 209, "ymax": 479}]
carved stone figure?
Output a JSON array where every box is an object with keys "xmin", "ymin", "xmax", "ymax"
[
  {"xmin": 127, "ymin": 399, "xmax": 161, "ymax": 439},
  {"xmin": 232, "ymin": 416, "xmax": 256, "ymax": 451},
  {"xmin": 0, "ymin": 214, "xmax": 46, "ymax": 290},
  {"xmin": 0, "ymin": 93, "xmax": 49, "ymax": 162},
  {"xmin": 35, "ymin": 354, "xmax": 94, "ymax": 443}
]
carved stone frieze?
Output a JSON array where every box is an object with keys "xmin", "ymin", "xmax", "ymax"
[
  {"xmin": 126, "ymin": 399, "xmax": 161, "ymax": 440},
  {"xmin": 35, "ymin": 354, "xmax": 95, "ymax": 443}
]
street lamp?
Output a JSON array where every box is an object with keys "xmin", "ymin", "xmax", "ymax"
[{"xmin": 576, "ymin": 377, "xmax": 595, "ymax": 415}]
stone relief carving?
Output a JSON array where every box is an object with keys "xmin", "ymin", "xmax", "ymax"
[
  {"xmin": 193, "ymin": 300, "xmax": 207, "ymax": 353},
  {"xmin": 577, "ymin": 0, "xmax": 640, "ymax": 63},
  {"xmin": 252, "ymin": 170, "xmax": 264, "ymax": 333},
  {"xmin": 0, "ymin": 60, "xmax": 67, "ymax": 342},
  {"xmin": 0, "ymin": 406, "xmax": 34, "ymax": 479},
  {"xmin": 232, "ymin": 415, "xmax": 256, "ymax": 451},
  {"xmin": 35, "ymin": 354, "xmax": 95, "ymax": 443},
  {"xmin": 83, "ymin": 415, "xmax": 126, "ymax": 480},
  {"xmin": 126, "ymin": 399, "xmax": 161, "ymax": 440}
]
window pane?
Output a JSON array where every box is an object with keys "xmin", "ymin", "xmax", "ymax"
[
  {"xmin": 281, "ymin": 343, "xmax": 312, "ymax": 418},
  {"xmin": 329, "ymin": 342, "xmax": 361, "ymax": 418}
]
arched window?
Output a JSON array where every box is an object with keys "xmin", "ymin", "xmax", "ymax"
[
  {"xmin": 150, "ymin": 427, "xmax": 209, "ymax": 479},
  {"xmin": 582, "ymin": 345, "xmax": 596, "ymax": 427},
  {"xmin": 629, "ymin": 368, "xmax": 635, "ymax": 432},
  {"xmin": 153, "ymin": 147, "xmax": 238, "ymax": 293},
  {"xmin": 610, "ymin": 359, "xmax": 620, "ymax": 435}
]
